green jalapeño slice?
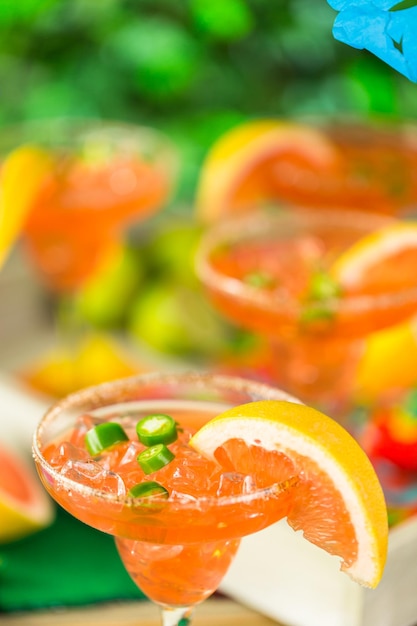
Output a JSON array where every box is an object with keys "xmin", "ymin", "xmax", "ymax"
[
  {"xmin": 85, "ymin": 422, "xmax": 129, "ymax": 455},
  {"xmin": 136, "ymin": 413, "xmax": 178, "ymax": 446},
  {"xmin": 128, "ymin": 481, "xmax": 169, "ymax": 499},
  {"xmin": 243, "ymin": 271, "xmax": 277, "ymax": 289},
  {"xmin": 299, "ymin": 268, "xmax": 342, "ymax": 326},
  {"xmin": 137, "ymin": 444, "xmax": 175, "ymax": 475}
]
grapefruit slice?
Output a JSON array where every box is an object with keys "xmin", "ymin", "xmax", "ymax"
[
  {"xmin": 190, "ymin": 400, "xmax": 388, "ymax": 588},
  {"xmin": 195, "ymin": 119, "xmax": 341, "ymax": 222},
  {"xmin": 0, "ymin": 144, "xmax": 53, "ymax": 269},
  {"xmin": 0, "ymin": 443, "xmax": 55, "ymax": 543},
  {"xmin": 331, "ymin": 222, "xmax": 417, "ymax": 295}
]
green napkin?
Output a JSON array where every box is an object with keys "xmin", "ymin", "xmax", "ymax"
[{"xmin": 0, "ymin": 505, "xmax": 145, "ymax": 612}]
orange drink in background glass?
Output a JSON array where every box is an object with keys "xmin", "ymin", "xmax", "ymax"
[
  {"xmin": 32, "ymin": 371, "xmax": 388, "ymax": 625},
  {"xmin": 196, "ymin": 208, "xmax": 417, "ymax": 415},
  {"xmin": 196, "ymin": 118, "xmax": 417, "ymax": 224},
  {"xmin": 0, "ymin": 119, "xmax": 177, "ymax": 292},
  {"xmin": 268, "ymin": 120, "xmax": 417, "ymax": 216}
]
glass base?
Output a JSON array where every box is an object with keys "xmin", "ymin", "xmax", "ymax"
[{"xmin": 161, "ymin": 605, "xmax": 193, "ymax": 625}]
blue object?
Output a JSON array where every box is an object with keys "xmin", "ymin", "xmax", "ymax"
[{"xmin": 327, "ymin": 0, "xmax": 417, "ymax": 82}]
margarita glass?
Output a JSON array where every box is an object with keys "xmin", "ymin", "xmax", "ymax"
[
  {"xmin": 262, "ymin": 118, "xmax": 417, "ymax": 217},
  {"xmin": 196, "ymin": 117, "xmax": 417, "ymax": 225},
  {"xmin": 196, "ymin": 208, "xmax": 417, "ymax": 415},
  {"xmin": 0, "ymin": 118, "xmax": 177, "ymax": 293},
  {"xmin": 271, "ymin": 118, "xmax": 417, "ymax": 215},
  {"xmin": 32, "ymin": 371, "xmax": 298, "ymax": 626}
]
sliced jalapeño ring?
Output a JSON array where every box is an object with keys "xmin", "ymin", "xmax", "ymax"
[
  {"xmin": 128, "ymin": 480, "xmax": 169, "ymax": 498},
  {"xmin": 85, "ymin": 422, "xmax": 128, "ymax": 456},
  {"xmin": 136, "ymin": 413, "xmax": 178, "ymax": 446},
  {"xmin": 137, "ymin": 443, "xmax": 175, "ymax": 474}
]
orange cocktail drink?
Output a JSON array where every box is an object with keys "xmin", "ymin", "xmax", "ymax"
[
  {"xmin": 33, "ymin": 371, "xmax": 389, "ymax": 625},
  {"xmin": 196, "ymin": 208, "xmax": 417, "ymax": 414},
  {"xmin": 196, "ymin": 118, "xmax": 417, "ymax": 223},
  {"xmin": 268, "ymin": 119, "xmax": 417, "ymax": 216},
  {"xmin": 0, "ymin": 119, "xmax": 176, "ymax": 292},
  {"xmin": 32, "ymin": 373, "xmax": 297, "ymax": 625}
]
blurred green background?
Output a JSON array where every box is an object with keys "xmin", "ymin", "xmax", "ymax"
[
  {"xmin": 1, "ymin": 0, "xmax": 417, "ymax": 205},
  {"xmin": 3, "ymin": 0, "xmax": 417, "ymax": 380}
]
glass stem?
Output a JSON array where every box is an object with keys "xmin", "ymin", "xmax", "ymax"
[{"xmin": 161, "ymin": 606, "xmax": 194, "ymax": 626}]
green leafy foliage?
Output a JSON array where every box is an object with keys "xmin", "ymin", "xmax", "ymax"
[
  {"xmin": 390, "ymin": 1, "xmax": 417, "ymax": 12},
  {"xmin": 0, "ymin": 0, "xmax": 413, "ymax": 203},
  {"xmin": 107, "ymin": 19, "xmax": 202, "ymax": 101},
  {"xmin": 189, "ymin": 0, "xmax": 255, "ymax": 41},
  {"xmin": 0, "ymin": 0, "xmax": 57, "ymax": 26}
]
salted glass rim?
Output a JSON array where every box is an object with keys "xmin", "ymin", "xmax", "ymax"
[
  {"xmin": 0, "ymin": 116, "xmax": 178, "ymax": 174},
  {"xmin": 195, "ymin": 206, "xmax": 417, "ymax": 316},
  {"xmin": 32, "ymin": 371, "xmax": 300, "ymax": 510},
  {"xmin": 293, "ymin": 113, "xmax": 417, "ymax": 142},
  {"xmin": 0, "ymin": 116, "xmax": 173, "ymax": 145}
]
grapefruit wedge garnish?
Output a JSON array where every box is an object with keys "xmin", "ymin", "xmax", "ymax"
[
  {"xmin": 0, "ymin": 443, "xmax": 54, "ymax": 543},
  {"xmin": 335, "ymin": 224, "xmax": 417, "ymax": 401},
  {"xmin": 331, "ymin": 222, "xmax": 417, "ymax": 295},
  {"xmin": 190, "ymin": 400, "xmax": 388, "ymax": 588},
  {"xmin": 0, "ymin": 144, "xmax": 53, "ymax": 269},
  {"xmin": 195, "ymin": 119, "xmax": 341, "ymax": 222}
]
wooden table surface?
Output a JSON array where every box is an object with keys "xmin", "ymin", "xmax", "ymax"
[{"xmin": 2, "ymin": 598, "xmax": 284, "ymax": 625}]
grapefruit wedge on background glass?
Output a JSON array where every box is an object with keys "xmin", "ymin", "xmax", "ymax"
[
  {"xmin": 330, "ymin": 222, "xmax": 417, "ymax": 296},
  {"xmin": 328, "ymin": 221, "xmax": 417, "ymax": 401},
  {"xmin": 195, "ymin": 119, "xmax": 342, "ymax": 222},
  {"xmin": 0, "ymin": 145, "xmax": 53, "ymax": 269}
]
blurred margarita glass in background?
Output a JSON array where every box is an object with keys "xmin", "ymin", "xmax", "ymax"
[
  {"xmin": 0, "ymin": 118, "xmax": 177, "ymax": 293},
  {"xmin": 196, "ymin": 207, "xmax": 417, "ymax": 417},
  {"xmin": 0, "ymin": 119, "xmax": 179, "ymax": 391},
  {"xmin": 196, "ymin": 118, "xmax": 417, "ymax": 222}
]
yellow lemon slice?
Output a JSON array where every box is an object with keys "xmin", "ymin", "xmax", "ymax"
[
  {"xmin": 190, "ymin": 400, "xmax": 388, "ymax": 588},
  {"xmin": 0, "ymin": 144, "xmax": 53, "ymax": 269},
  {"xmin": 20, "ymin": 333, "xmax": 142, "ymax": 398},
  {"xmin": 355, "ymin": 318, "xmax": 417, "ymax": 402},
  {"xmin": 0, "ymin": 443, "xmax": 54, "ymax": 544},
  {"xmin": 195, "ymin": 119, "xmax": 341, "ymax": 223}
]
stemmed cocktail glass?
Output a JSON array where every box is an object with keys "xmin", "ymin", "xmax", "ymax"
[
  {"xmin": 196, "ymin": 207, "xmax": 417, "ymax": 416},
  {"xmin": 270, "ymin": 118, "xmax": 417, "ymax": 217},
  {"xmin": 0, "ymin": 118, "xmax": 177, "ymax": 293},
  {"xmin": 0, "ymin": 118, "xmax": 178, "ymax": 378},
  {"xmin": 32, "ymin": 371, "xmax": 298, "ymax": 625},
  {"xmin": 196, "ymin": 117, "xmax": 417, "ymax": 227}
]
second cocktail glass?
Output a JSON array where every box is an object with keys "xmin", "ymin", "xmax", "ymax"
[
  {"xmin": 196, "ymin": 207, "xmax": 417, "ymax": 415},
  {"xmin": 0, "ymin": 118, "xmax": 177, "ymax": 293}
]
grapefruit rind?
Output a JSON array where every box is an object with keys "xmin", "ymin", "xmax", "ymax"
[
  {"xmin": 189, "ymin": 400, "xmax": 388, "ymax": 589},
  {"xmin": 0, "ymin": 444, "xmax": 55, "ymax": 544},
  {"xmin": 0, "ymin": 144, "xmax": 53, "ymax": 269},
  {"xmin": 331, "ymin": 223, "xmax": 417, "ymax": 289},
  {"xmin": 195, "ymin": 120, "xmax": 340, "ymax": 223}
]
